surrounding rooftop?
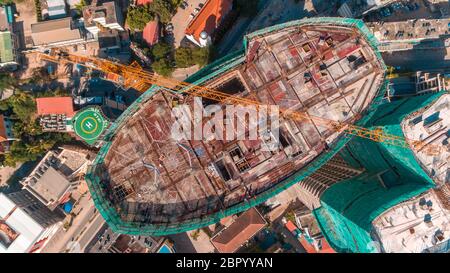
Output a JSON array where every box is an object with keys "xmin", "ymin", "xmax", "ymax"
[
  {"xmin": 211, "ymin": 208, "xmax": 267, "ymax": 253},
  {"xmin": 82, "ymin": 0, "xmax": 123, "ymax": 30},
  {"xmin": 371, "ymin": 18, "xmax": 450, "ymax": 42},
  {"xmin": 31, "ymin": 17, "xmax": 83, "ymax": 46},
  {"xmin": 373, "ymin": 190, "xmax": 450, "ymax": 253},
  {"xmin": 185, "ymin": 0, "xmax": 233, "ymax": 46},
  {"xmin": 21, "ymin": 148, "xmax": 91, "ymax": 210},
  {"xmin": 0, "ymin": 192, "xmax": 61, "ymax": 253},
  {"xmin": 36, "ymin": 97, "xmax": 75, "ymax": 117}
]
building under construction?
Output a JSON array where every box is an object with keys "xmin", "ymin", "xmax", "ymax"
[
  {"xmin": 85, "ymin": 18, "xmax": 387, "ymax": 235},
  {"xmin": 313, "ymin": 91, "xmax": 450, "ymax": 253}
]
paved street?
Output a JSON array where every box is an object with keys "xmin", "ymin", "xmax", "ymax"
[
  {"xmin": 40, "ymin": 194, "xmax": 98, "ymax": 253},
  {"xmin": 85, "ymin": 225, "xmax": 120, "ymax": 253},
  {"xmin": 77, "ymin": 214, "xmax": 106, "ymax": 252}
]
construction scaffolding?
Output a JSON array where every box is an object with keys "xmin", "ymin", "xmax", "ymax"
[
  {"xmin": 313, "ymin": 92, "xmax": 445, "ymax": 253},
  {"xmin": 85, "ymin": 17, "xmax": 389, "ymax": 236}
]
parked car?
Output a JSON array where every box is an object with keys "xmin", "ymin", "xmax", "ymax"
[
  {"xmin": 189, "ymin": 13, "xmax": 195, "ymax": 20},
  {"xmin": 193, "ymin": 7, "xmax": 200, "ymax": 15},
  {"xmin": 181, "ymin": 1, "xmax": 188, "ymax": 9}
]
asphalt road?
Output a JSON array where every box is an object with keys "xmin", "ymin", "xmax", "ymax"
[{"xmin": 78, "ymin": 214, "xmax": 107, "ymax": 252}]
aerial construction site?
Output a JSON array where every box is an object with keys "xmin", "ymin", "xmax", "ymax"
[{"xmin": 86, "ymin": 18, "xmax": 387, "ymax": 235}]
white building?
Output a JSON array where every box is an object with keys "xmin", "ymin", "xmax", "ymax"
[
  {"xmin": 373, "ymin": 190, "xmax": 450, "ymax": 253},
  {"xmin": 0, "ymin": 192, "xmax": 62, "ymax": 253},
  {"xmin": 21, "ymin": 148, "xmax": 91, "ymax": 210},
  {"xmin": 82, "ymin": 0, "xmax": 124, "ymax": 37}
]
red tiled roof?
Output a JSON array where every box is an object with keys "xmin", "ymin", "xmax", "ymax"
[
  {"xmin": 285, "ymin": 221, "xmax": 297, "ymax": 233},
  {"xmin": 299, "ymin": 236, "xmax": 336, "ymax": 254},
  {"xmin": 36, "ymin": 97, "xmax": 75, "ymax": 117},
  {"xmin": 136, "ymin": 0, "xmax": 153, "ymax": 5},
  {"xmin": 185, "ymin": 0, "xmax": 233, "ymax": 43},
  {"xmin": 143, "ymin": 20, "xmax": 159, "ymax": 46},
  {"xmin": 211, "ymin": 208, "xmax": 266, "ymax": 253}
]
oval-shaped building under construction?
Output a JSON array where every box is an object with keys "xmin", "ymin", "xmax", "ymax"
[{"xmin": 86, "ymin": 18, "xmax": 388, "ymax": 235}]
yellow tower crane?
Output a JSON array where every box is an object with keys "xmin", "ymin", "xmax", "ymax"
[{"xmin": 38, "ymin": 49, "xmax": 445, "ymax": 156}]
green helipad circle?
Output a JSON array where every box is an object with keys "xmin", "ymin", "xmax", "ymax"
[{"xmin": 72, "ymin": 107, "xmax": 109, "ymax": 145}]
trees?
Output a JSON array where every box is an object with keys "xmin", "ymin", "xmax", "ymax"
[
  {"xmin": 127, "ymin": 5, "xmax": 155, "ymax": 31},
  {"xmin": 174, "ymin": 47, "xmax": 194, "ymax": 68},
  {"xmin": 0, "ymin": 92, "xmax": 72, "ymax": 167},
  {"xmin": 30, "ymin": 67, "xmax": 52, "ymax": 85},
  {"xmin": 192, "ymin": 47, "xmax": 211, "ymax": 67},
  {"xmin": 151, "ymin": 58, "xmax": 174, "ymax": 77},
  {"xmin": 174, "ymin": 47, "xmax": 211, "ymax": 68},
  {"xmin": 74, "ymin": 0, "xmax": 88, "ymax": 12},
  {"xmin": 6, "ymin": 92, "xmax": 36, "ymax": 122},
  {"xmin": 234, "ymin": 0, "xmax": 259, "ymax": 17},
  {"xmin": 148, "ymin": 0, "xmax": 173, "ymax": 23},
  {"xmin": 0, "ymin": 73, "xmax": 17, "ymax": 92},
  {"xmin": 151, "ymin": 42, "xmax": 172, "ymax": 60},
  {"xmin": 127, "ymin": 0, "xmax": 177, "ymax": 30},
  {"xmin": 149, "ymin": 41, "xmax": 174, "ymax": 76}
]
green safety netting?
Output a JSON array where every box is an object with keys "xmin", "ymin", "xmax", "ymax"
[
  {"xmin": 85, "ymin": 17, "xmax": 389, "ymax": 235},
  {"xmin": 313, "ymin": 92, "xmax": 445, "ymax": 253}
]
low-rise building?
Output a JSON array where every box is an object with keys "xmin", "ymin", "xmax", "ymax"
[
  {"xmin": 373, "ymin": 190, "xmax": 450, "ymax": 253},
  {"xmin": 44, "ymin": 0, "xmax": 68, "ymax": 20},
  {"xmin": 210, "ymin": 207, "xmax": 267, "ymax": 253},
  {"xmin": 36, "ymin": 96, "xmax": 75, "ymax": 132},
  {"xmin": 185, "ymin": 0, "xmax": 233, "ymax": 47},
  {"xmin": 20, "ymin": 148, "xmax": 91, "ymax": 210},
  {"xmin": 290, "ymin": 208, "xmax": 335, "ymax": 253},
  {"xmin": 31, "ymin": 17, "xmax": 88, "ymax": 48},
  {"xmin": 0, "ymin": 191, "xmax": 63, "ymax": 253},
  {"xmin": 82, "ymin": 0, "xmax": 124, "ymax": 37},
  {"xmin": 142, "ymin": 20, "xmax": 159, "ymax": 47},
  {"xmin": 0, "ymin": 6, "xmax": 19, "ymax": 70}
]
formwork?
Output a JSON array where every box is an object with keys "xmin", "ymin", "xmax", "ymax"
[
  {"xmin": 313, "ymin": 92, "xmax": 445, "ymax": 253},
  {"xmin": 85, "ymin": 17, "xmax": 388, "ymax": 236}
]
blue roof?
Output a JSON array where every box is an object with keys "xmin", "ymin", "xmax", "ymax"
[{"xmin": 63, "ymin": 202, "xmax": 73, "ymax": 213}]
